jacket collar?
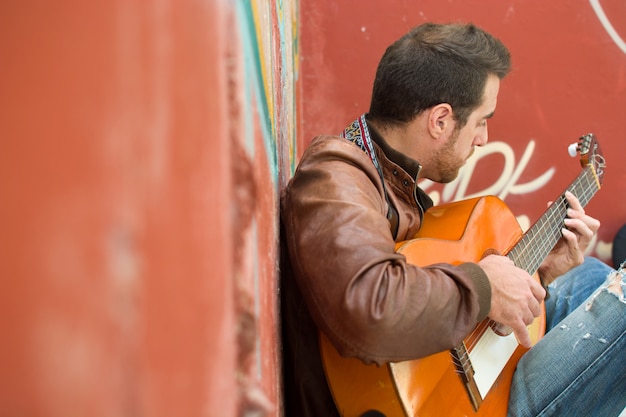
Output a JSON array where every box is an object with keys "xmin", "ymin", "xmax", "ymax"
[{"xmin": 365, "ymin": 118, "xmax": 421, "ymax": 180}]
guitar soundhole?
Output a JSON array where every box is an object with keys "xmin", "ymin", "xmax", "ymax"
[
  {"xmin": 491, "ymin": 321, "xmax": 514, "ymax": 336},
  {"xmin": 360, "ymin": 411, "xmax": 386, "ymax": 417},
  {"xmin": 481, "ymin": 248, "xmax": 502, "ymax": 258}
]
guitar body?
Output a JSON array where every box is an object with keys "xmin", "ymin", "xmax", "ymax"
[{"xmin": 320, "ymin": 195, "xmax": 546, "ymax": 417}]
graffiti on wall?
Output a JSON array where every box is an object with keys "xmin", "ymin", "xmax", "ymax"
[
  {"xmin": 230, "ymin": 0, "xmax": 299, "ymax": 415},
  {"xmin": 298, "ymin": 0, "xmax": 626, "ymax": 269},
  {"xmin": 590, "ymin": 0, "xmax": 626, "ymax": 54},
  {"xmin": 422, "ymin": 140, "xmax": 555, "ymax": 205},
  {"xmin": 420, "ymin": 138, "xmax": 612, "ymax": 261},
  {"xmin": 237, "ymin": 0, "xmax": 299, "ymax": 181}
]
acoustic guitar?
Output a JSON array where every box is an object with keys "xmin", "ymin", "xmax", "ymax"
[{"xmin": 320, "ymin": 133, "xmax": 606, "ymax": 417}]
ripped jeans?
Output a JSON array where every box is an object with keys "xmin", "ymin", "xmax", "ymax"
[{"xmin": 508, "ymin": 257, "xmax": 626, "ymax": 417}]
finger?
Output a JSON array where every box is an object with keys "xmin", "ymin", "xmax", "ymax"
[
  {"xmin": 513, "ymin": 323, "xmax": 532, "ymax": 348},
  {"xmin": 529, "ymin": 297, "xmax": 543, "ymax": 318},
  {"xmin": 561, "ymin": 226, "xmax": 591, "ymax": 257},
  {"xmin": 561, "ymin": 228, "xmax": 582, "ymax": 257},
  {"xmin": 564, "ymin": 218, "xmax": 594, "ymax": 244},
  {"xmin": 565, "ymin": 191, "xmax": 584, "ymax": 214},
  {"xmin": 560, "ymin": 228, "xmax": 586, "ymax": 265},
  {"xmin": 529, "ymin": 281, "xmax": 546, "ymax": 305},
  {"xmin": 571, "ymin": 213, "xmax": 601, "ymax": 234},
  {"xmin": 586, "ymin": 216, "xmax": 601, "ymax": 234},
  {"xmin": 522, "ymin": 303, "xmax": 538, "ymax": 324},
  {"xmin": 561, "ymin": 227, "xmax": 579, "ymax": 246}
]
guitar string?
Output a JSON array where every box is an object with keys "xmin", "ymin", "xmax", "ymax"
[
  {"xmin": 450, "ymin": 140, "xmax": 605, "ymax": 380},
  {"xmin": 453, "ymin": 167, "xmax": 600, "ymax": 373},
  {"xmin": 509, "ymin": 167, "xmax": 598, "ymax": 275}
]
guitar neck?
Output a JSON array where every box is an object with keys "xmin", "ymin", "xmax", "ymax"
[{"xmin": 507, "ymin": 165, "xmax": 601, "ymax": 275}]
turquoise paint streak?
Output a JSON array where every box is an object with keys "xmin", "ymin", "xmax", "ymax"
[
  {"xmin": 236, "ymin": 1, "xmax": 276, "ymax": 180},
  {"xmin": 235, "ymin": 0, "xmax": 299, "ymax": 182}
]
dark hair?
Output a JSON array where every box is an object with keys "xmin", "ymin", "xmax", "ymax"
[{"xmin": 368, "ymin": 23, "xmax": 511, "ymax": 128}]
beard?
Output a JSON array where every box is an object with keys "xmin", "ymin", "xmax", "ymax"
[{"xmin": 431, "ymin": 128, "xmax": 467, "ymax": 183}]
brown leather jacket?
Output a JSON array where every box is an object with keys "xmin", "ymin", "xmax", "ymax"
[{"xmin": 280, "ymin": 121, "xmax": 491, "ymax": 416}]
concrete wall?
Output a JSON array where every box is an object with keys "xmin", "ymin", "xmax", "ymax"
[
  {"xmin": 0, "ymin": 0, "xmax": 297, "ymax": 416},
  {"xmin": 299, "ymin": 0, "xmax": 626, "ymax": 265}
]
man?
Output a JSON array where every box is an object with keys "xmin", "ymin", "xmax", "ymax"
[{"xmin": 280, "ymin": 22, "xmax": 625, "ymax": 416}]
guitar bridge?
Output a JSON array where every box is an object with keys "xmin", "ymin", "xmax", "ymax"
[{"xmin": 451, "ymin": 343, "xmax": 483, "ymax": 411}]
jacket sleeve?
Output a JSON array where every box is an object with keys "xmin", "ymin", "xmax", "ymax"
[{"xmin": 281, "ymin": 135, "xmax": 492, "ymax": 365}]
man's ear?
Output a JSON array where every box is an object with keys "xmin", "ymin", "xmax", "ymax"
[{"xmin": 428, "ymin": 103, "xmax": 453, "ymax": 139}]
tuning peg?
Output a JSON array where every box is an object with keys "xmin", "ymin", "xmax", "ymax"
[{"xmin": 567, "ymin": 143, "xmax": 578, "ymax": 157}]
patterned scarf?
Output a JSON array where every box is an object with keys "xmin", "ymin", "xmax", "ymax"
[{"xmin": 341, "ymin": 114, "xmax": 398, "ymax": 237}]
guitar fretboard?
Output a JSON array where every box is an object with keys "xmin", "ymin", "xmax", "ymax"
[{"xmin": 507, "ymin": 165, "xmax": 600, "ymax": 275}]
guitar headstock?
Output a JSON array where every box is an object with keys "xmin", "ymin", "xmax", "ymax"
[{"xmin": 573, "ymin": 133, "xmax": 606, "ymax": 187}]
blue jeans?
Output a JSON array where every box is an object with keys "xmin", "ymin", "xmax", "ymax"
[{"xmin": 508, "ymin": 257, "xmax": 626, "ymax": 417}]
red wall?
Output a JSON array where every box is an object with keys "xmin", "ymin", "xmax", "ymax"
[
  {"xmin": 1, "ymin": 1, "xmax": 623, "ymax": 416},
  {"xmin": 0, "ymin": 0, "xmax": 295, "ymax": 415},
  {"xmin": 0, "ymin": 0, "xmax": 296, "ymax": 414},
  {"xmin": 299, "ymin": 0, "xmax": 626, "ymax": 264}
]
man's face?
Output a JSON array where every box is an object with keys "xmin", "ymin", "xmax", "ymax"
[{"xmin": 432, "ymin": 75, "xmax": 500, "ymax": 183}]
